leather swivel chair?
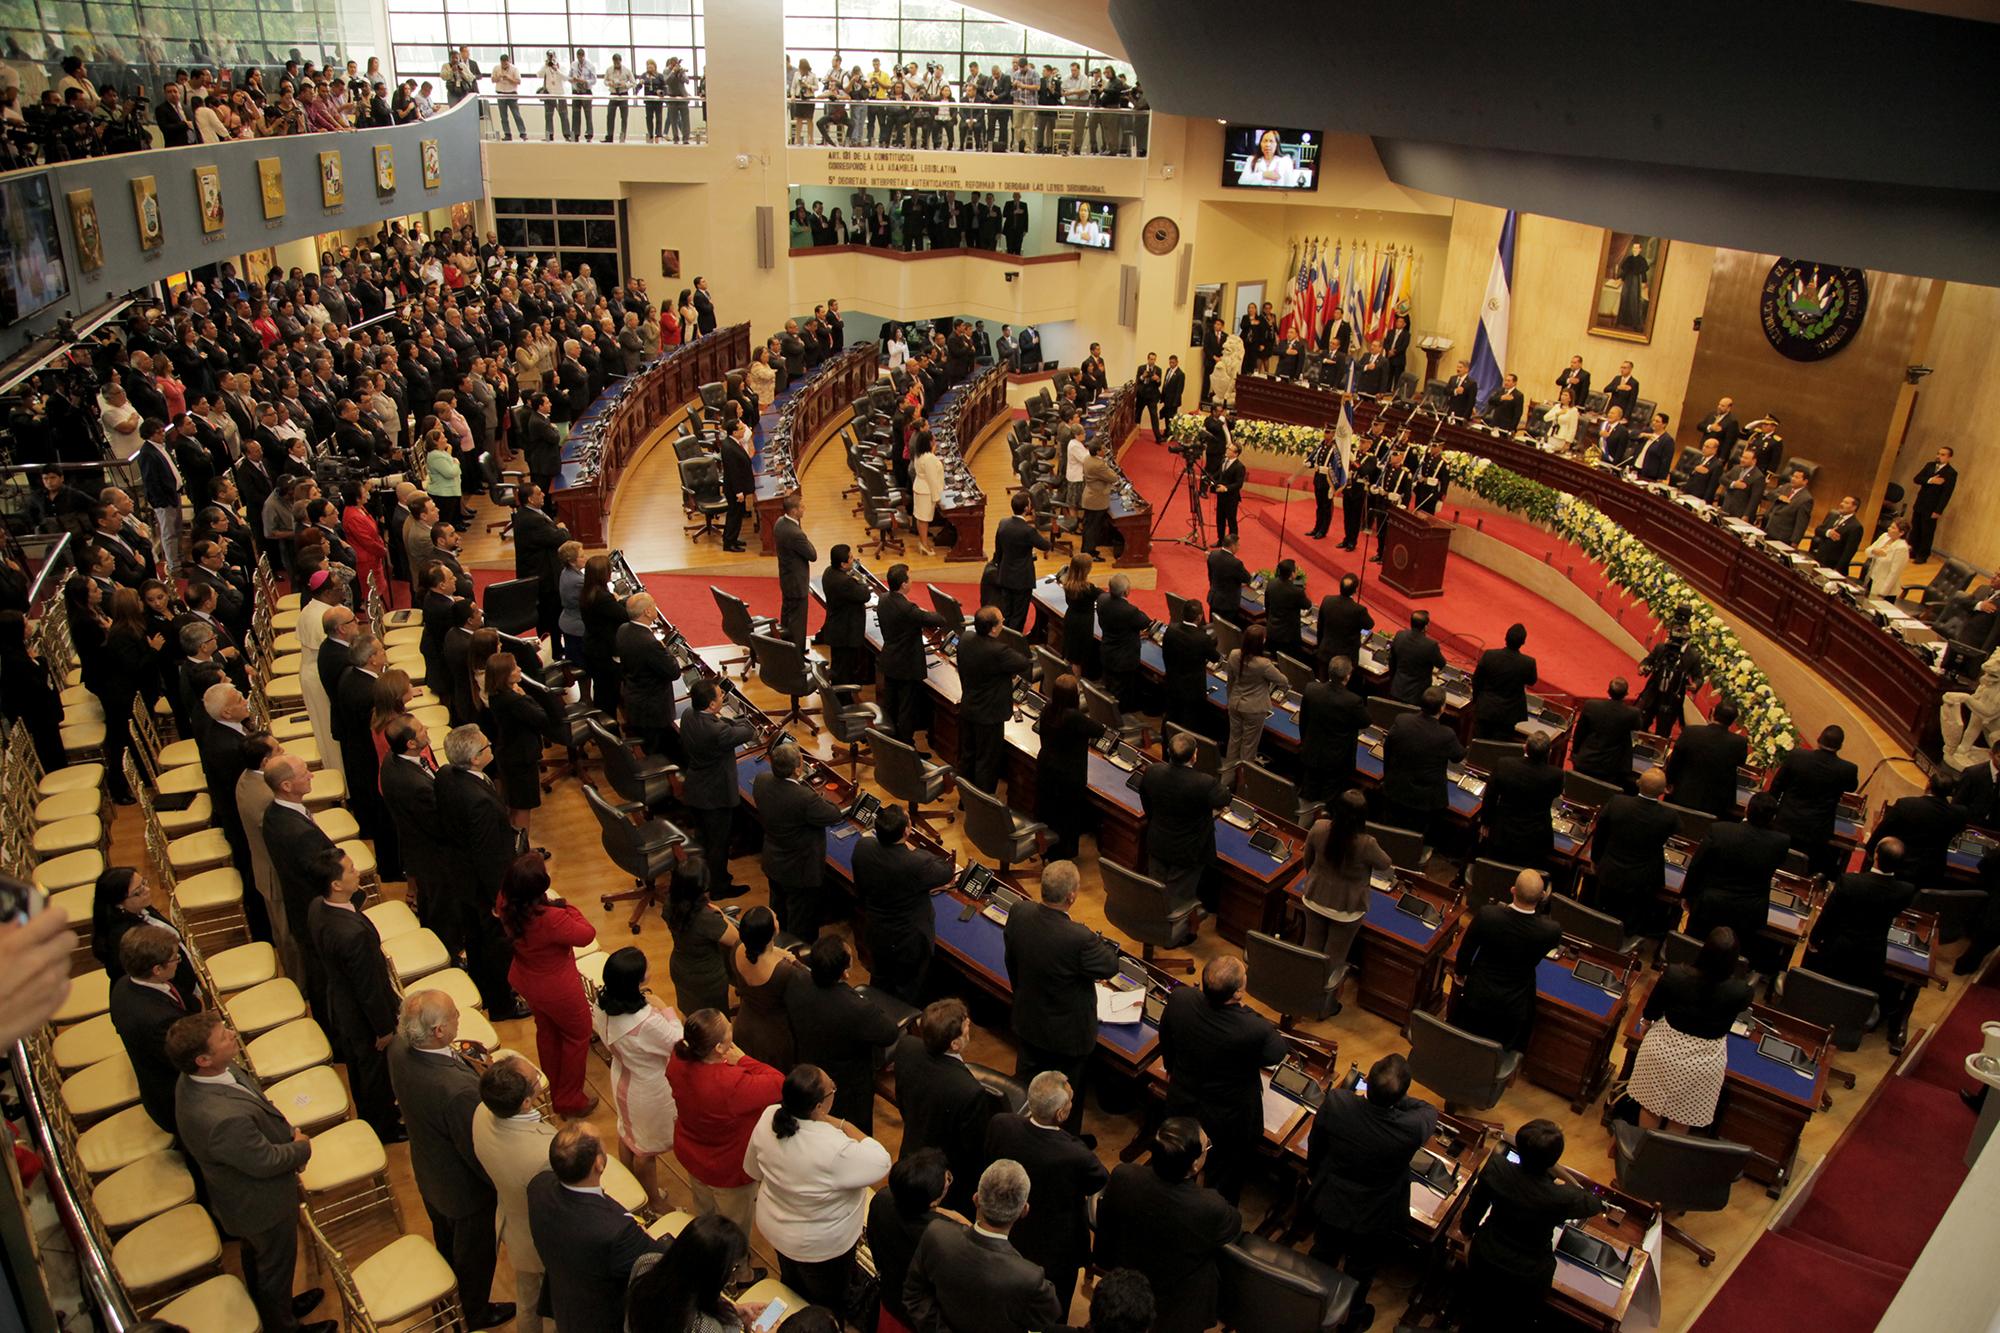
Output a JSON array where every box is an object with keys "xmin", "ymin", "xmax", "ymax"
[{"xmin": 1407, "ymin": 1010, "xmax": 1520, "ymax": 1112}]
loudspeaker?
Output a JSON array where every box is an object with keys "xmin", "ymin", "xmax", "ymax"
[
  {"xmin": 1176, "ymin": 245, "xmax": 1193, "ymax": 307},
  {"xmin": 1118, "ymin": 264, "xmax": 1139, "ymax": 329},
  {"xmin": 756, "ymin": 206, "xmax": 775, "ymax": 269}
]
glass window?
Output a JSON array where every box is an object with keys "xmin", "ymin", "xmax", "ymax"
[{"xmin": 385, "ymin": 0, "xmax": 700, "ymax": 86}]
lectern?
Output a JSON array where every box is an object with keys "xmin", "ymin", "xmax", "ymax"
[{"xmin": 1382, "ymin": 507, "xmax": 1453, "ymax": 598}]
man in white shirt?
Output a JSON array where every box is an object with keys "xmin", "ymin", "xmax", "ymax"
[
  {"xmin": 98, "ymin": 381, "xmax": 141, "ymax": 444},
  {"xmin": 568, "ymin": 48, "xmax": 596, "ymax": 142}
]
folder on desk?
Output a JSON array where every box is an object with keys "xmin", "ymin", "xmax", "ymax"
[
  {"xmin": 1096, "ymin": 982, "xmax": 1145, "ymax": 1026},
  {"xmin": 1259, "ymin": 1072, "xmax": 1308, "ymax": 1141}
]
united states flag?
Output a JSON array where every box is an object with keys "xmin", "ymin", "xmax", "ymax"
[{"xmin": 1281, "ymin": 243, "xmax": 1318, "ymax": 344}]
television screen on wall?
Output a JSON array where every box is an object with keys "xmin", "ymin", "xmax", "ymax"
[
  {"xmin": 0, "ymin": 173, "xmax": 69, "ymax": 326},
  {"xmin": 1056, "ymin": 196, "xmax": 1116, "ymax": 250},
  {"xmin": 1221, "ymin": 124, "xmax": 1322, "ymax": 192}
]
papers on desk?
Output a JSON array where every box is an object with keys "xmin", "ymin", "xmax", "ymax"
[
  {"xmin": 1095, "ymin": 982, "xmax": 1146, "ymax": 1026},
  {"xmin": 1259, "ymin": 1070, "xmax": 1309, "ymax": 1141},
  {"xmin": 1409, "ymin": 1179, "xmax": 1453, "ymax": 1225}
]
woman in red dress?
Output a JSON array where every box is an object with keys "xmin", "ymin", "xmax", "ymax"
[
  {"xmin": 497, "ymin": 852, "xmax": 600, "ymax": 1116},
  {"xmin": 342, "ymin": 479, "xmax": 393, "ymax": 608}
]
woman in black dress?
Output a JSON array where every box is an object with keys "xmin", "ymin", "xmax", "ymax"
[
  {"xmin": 140, "ymin": 579, "xmax": 183, "ymax": 731},
  {"xmin": 727, "ymin": 905, "xmax": 802, "ymax": 1071},
  {"xmin": 1035, "ymin": 673, "xmax": 1104, "ymax": 862},
  {"xmin": 0, "ymin": 610, "xmax": 64, "ymax": 774},
  {"xmin": 91, "ymin": 866, "xmax": 197, "ymax": 994},
  {"xmin": 1058, "ymin": 552, "xmax": 1101, "ymax": 680},
  {"xmin": 102, "ymin": 588, "xmax": 163, "ymax": 804},
  {"xmin": 579, "ymin": 554, "xmax": 627, "ymax": 714},
  {"xmin": 485, "ymin": 651, "xmax": 559, "ymax": 835}
]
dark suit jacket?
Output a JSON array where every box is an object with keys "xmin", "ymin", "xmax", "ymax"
[
  {"xmin": 751, "ymin": 771, "xmax": 843, "ymax": 887},
  {"xmin": 1681, "ymin": 452, "xmax": 1726, "ymax": 503},
  {"xmin": 335, "ymin": 666, "xmax": 382, "ymax": 791},
  {"xmin": 381, "ymin": 753, "xmax": 450, "ymax": 890},
  {"xmin": 1591, "ymin": 795, "xmax": 1679, "ymax": 926},
  {"xmin": 1382, "ymin": 713, "xmax": 1465, "ymax": 812},
  {"xmin": 1483, "ymin": 757, "xmax": 1564, "ymax": 863},
  {"xmin": 1770, "ymin": 745, "xmax": 1859, "ymax": 843},
  {"xmin": 958, "ymin": 631, "xmax": 1029, "ymax": 724},
  {"xmin": 526, "ymin": 1171, "xmax": 667, "ymax": 1333},
  {"xmin": 906, "ymin": 1222, "xmax": 1064, "ymax": 1333},
  {"xmin": 1764, "ymin": 488, "xmax": 1814, "ymax": 546},
  {"xmin": 1205, "ymin": 548, "xmax": 1250, "ymax": 617},
  {"xmin": 1003, "ymin": 900, "xmax": 1120, "ymax": 1057},
  {"xmin": 817, "ymin": 566, "xmax": 871, "ymax": 648},
  {"xmin": 615, "ymin": 621, "xmax": 678, "ymax": 730},
  {"xmin": 1162, "ymin": 621, "xmax": 1220, "ymax": 707},
  {"xmin": 982, "ymin": 1112, "xmax": 1107, "ymax": 1280},
  {"xmin": 1809, "ymin": 870, "xmax": 1916, "ymax": 989},
  {"xmin": 1314, "ymin": 595, "xmax": 1374, "ymax": 668},
  {"xmin": 1159, "ymin": 988, "xmax": 1288, "ymax": 1132},
  {"xmin": 1140, "ymin": 761, "xmax": 1230, "ymax": 869},
  {"xmin": 1666, "ymin": 723, "xmax": 1749, "ymax": 818},
  {"xmin": 1572, "ymin": 699, "xmax": 1642, "ymax": 784},
  {"xmin": 1095, "ymin": 1164, "xmax": 1241, "ymax": 1333},
  {"xmin": 262, "ymin": 801, "xmax": 338, "ymax": 945},
  {"xmin": 994, "ymin": 515, "xmax": 1051, "ymax": 590},
  {"xmin": 893, "ymin": 1036, "xmax": 997, "ymax": 1203},
  {"xmin": 1633, "ymin": 432, "xmax": 1675, "ymax": 481},
  {"xmin": 775, "ymin": 517, "xmax": 817, "ymax": 602},
  {"xmin": 308, "ymin": 899, "xmax": 399, "ymax": 1048},
  {"xmin": 1913, "ymin": 461, "xmax": 1958, "ymax": 516},
  {"xmin": 1387, "ymin": 628, "xmax": 1445, "ymax": 705},
  {"xmin": 1868, "ymin": 795, "xmax": 1967, "ymax": 890},
  {"xmin": 174, "ymin": 1067, "xmax": 311, "ymax": 1237},
  {"xmin": 1299, "ymin": 682, "xmax": 1368, "ymax": 772},
  {"xmin": 878, "ymin": 591, "xmax": 946, "ymax": 681},
  {"xmin": 1262, "ymin": 576, "xmax": 1309, "ymax": 655},
  {"xmin": 1719, "ymin": 466, "xmax": 1766, "ymax": 518},
  {"xmin": 854, "ymin": 835, "xmax": 953, "ymax": 960},
  {"xmin": 1809, "ymin": 512, "xmax": 1864, "ymax": 571},
  {"xmin": 1471, "ymin": 647, "xmax": 1538, "ymax": 732},
  {"xmin": 680, "ymin": 707, "xmax": 757, "ymax": 810},
  {"xmin": 1455, "ymin": 904, "xmax": 1563, "ymax": 1049},
  {"xmin": 785, "ymin": 981, "xmax": 900, "ymax": 1125},
  {"xmin": 1097, "ymin": 594, "xmax": 1151, "ymax": 676},
  {"xmin": 1955, "ymin": 762, "xmax": 2000, "ymax": 830},
  {"xmin": 435, "ymin": 765, "xmax": 519, "ymax": 908},
  {"xmin": 110, "ymin": 977, "xmax": 186, "ymax": 1133},
  {"xmin": 1685, "ymin": 822, "xmax": 1793, "ymax": 926},
  {"xmin": 1306, "ymin": 1089, "xmax": 1439, "ymax": 1234},
  {"xmin": 386, "ymin": 1037, "xmax": 493, "ymax": 1220}
]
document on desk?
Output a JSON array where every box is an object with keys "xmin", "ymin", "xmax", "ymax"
[
  {"xmin": 1095, "ymin": 982, "xmax": 1145, "ymax": 1026},
  {"xmin": 1259, "ymin": 1071, "xmax": 1308, "ymax": 1142},
  {"xmin": 1408, "ymin": 1179, "xmax": 1451, "ymax": 1225}
]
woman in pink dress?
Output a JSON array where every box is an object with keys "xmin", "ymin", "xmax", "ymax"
[
  {"xmin": 341, "ymin": 478, "xmax": 392, "ymax": 607},
  {"xmin": 591, "ymin": 946, "xmax": 683, "ymax": 1212}
]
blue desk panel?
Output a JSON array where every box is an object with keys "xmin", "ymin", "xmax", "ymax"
[
  {"xmin": 1536, "ymin": 959, "xmax": 1621, "ymax": 1019},
  {"xmin": 1725, "ymin": 1032, "xmax": 1819, "ymax": 1101}
]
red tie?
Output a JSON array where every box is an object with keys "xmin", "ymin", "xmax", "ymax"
[{"xmin": 170, "ymin": 984, "xmax": 187, "ymax": 1010}]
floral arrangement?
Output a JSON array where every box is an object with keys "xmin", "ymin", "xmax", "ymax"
[{"xmin": 1164, "ymin": 414, "xmax": 1800, "ymax": 761}]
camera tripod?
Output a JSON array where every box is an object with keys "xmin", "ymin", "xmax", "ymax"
[{"xmin": 1150, "ymin": 447, "xmax": 1210, "ymax": 549}]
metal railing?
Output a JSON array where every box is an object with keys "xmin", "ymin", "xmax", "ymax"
[
  {"xmin": 784, "ymin": 97, "xmax": 1149, "ymax": 156},
  {"xmin": 478, "ymin": 92, "xmax": 707, "ymax": 144}
]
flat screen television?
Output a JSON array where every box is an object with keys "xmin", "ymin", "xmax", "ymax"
[
  {"xmin": 1056, "ymin": 196, "xmax": 1116, "ymax": 250},
  {"xmin": 0, "ymin": 172, "xmax": 69, "ymax": 325},
  {"xmin": 1222, "ymin": 124, "xmax": 1322, "ymax": 192}
]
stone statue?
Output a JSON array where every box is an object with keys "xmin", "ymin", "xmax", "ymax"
[
  {"xmin": 1210, "ymin": 333, "xmax": 1246, "ymax": 408},
  {"xmin": 1941, "ymin": 653, "xmax": 2000, "ymax": 769}
]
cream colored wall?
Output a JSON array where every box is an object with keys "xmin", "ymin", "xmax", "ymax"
[
  {"xmin": 786, "ymin": 249, "xmax": 1084, "ymax": 328},
  {"xmin": 1434, "ymin": 204, "xmax": 1713, "ymax": 426},
  {"xmin": 1889, "ymin": 281, "xmax": 2000, "ymax": 569}
]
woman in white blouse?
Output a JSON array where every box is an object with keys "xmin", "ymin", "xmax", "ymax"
[
  {"xmin": 1862, "ymin": 516, "xmax": 1912, "ymax": 598},
  {"xmin": 745, "ymin": 347, "xmax": 777, "ymax": 411},
  {"xmin": 742, "ymin": 1063, "xmax": 891, "ymax": 1321},
  {"xmin": 885, "ymin": 324, "xmax": 910, "ymax": 370},
  {"xmin": 1236, "ymin": 128, "xmax": 1299, "ymax": 187},
  {"xmin": 1542, "ymin": 388, "xmax": 1580, "ymax": 449},
  {"xmin": 910, "ymin": 430, "xmax": 946, "ymax": 555}
]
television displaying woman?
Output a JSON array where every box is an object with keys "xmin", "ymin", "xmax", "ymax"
[
  {"xmin": 1064, "ymin": 201, "xmax": 1106, "ymax": 247},
  {"xmin": 1236, "ymin": 128, "xmax": 1299, "ymax": 187}
]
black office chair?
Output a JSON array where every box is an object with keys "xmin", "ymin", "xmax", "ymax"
[
  {"xmin": 1032, "ymin": 644, "xmax": 1068, "ymax": 693},
  {"xmin": 1163, "ymin": 589, "xmax": 1195, "ymax": 625},
  {"xmin": 1365, "ymin": 696, "xmax": 1417, "ymax": 731},
  {"xmin": 1100, "ymin": 857, "xmax": 1195, "ymax": 973},
  {"xmin": 1366, "ymin": 820, "xmax": 1428, "ymax": 871},
  {"xmin": 1663, "ymin": 800, "xmax": 1716, "ymax": 843},
  {"xmin": 582, "ymin": 783, "xmax": 685, "ymax": 934},
  {"xmin": 697, "ymin": 380, "xmax": 726, "ymax": 421},
  {"xmin": 678, "ymin": 454, "xmax": 730, "ymax": 542},
  {"xmin": 966, "ymin": 1063, "xmax": 1029, "ymax": 1116},
  {"xmin": 1163, "ymin": 721, "xmax": 1221, "ymax": 778},
  {"xmin": 818, "ymin": 680, "xmax": 884, "ymax": 780},
  {"xmin": 1465, "ymin": 737, "xmax": 1523, "ymax": 772},
  {"xmin": 1914, "ymin": 887, "xmax": 1985, "ymax": 944},
  {"xmin": 1464, "ymin": 857, "xmax": 1527, "ymax": 911},
  {"xmin": 1610, "ymin": 1123, "xmax": 1755, "ymax": 1266},
  {"xmin": 1274, "ymin": 653, "xmax": 1317, "ymax": 693},
  {"xmin": 1246, "ymin": 929, "xmax": 1353, "ymax": 1027},
  {"xmin": 751, "ymin": 632, "xmax": 823, "ymax": 733},
  {"xmin": 927, "ymin": 584, "xmax": 970, "ymax": 629},
  {"xmin": 1550, "ymin": 893, "xmax": 1640, "ymax": 955},
  {"xmin": 1659, "ymin": 930, "xmax": 1703, "ymax": 970},
  {"xmin": 1561, "ymin": 769, "xmax": 1624, "ymax": 811},
  {"xmin": 585, "ymin": 718, "xmax": 678, "ymax": 815},
  {"xmin": 1407, "ymin": 1010, "xmax": 1520, "ymax": 1113},
  {"xmin": 1211, "ymin": 617, "xmax": 1243, "ymax": 660},
  {"xmin": 1772, "ymin": 966, "xmax": 1876, "ymax": 1105},
  {"xmin": 711, "ymin": 587, "xmax": 775, "ymax": 679},
  {"xmin": 1083, "ymin": 679, "xmax": 1145, "ymax": 745},
  {"xmin": 1216, "ymin": 1234, "xmax": 1357, "ymax": 1333},
  {"xmin": 867, "ymin": 727, "xmax": 954, "ymax": 837},
  {"xmin": 1237, "ymin": 761, "xmax": 1319, "ymax": 829},
  {"xmin": 959, "ymin": 779, "xmax": 1048, "ymax": 879},
  {"xmin": 482, "ymin": 577, "xmax": 540, "ymax": 637}
]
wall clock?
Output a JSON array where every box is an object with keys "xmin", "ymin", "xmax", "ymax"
[{"xmin": 1142, "ymin": 216, "xmax": 1180, "ymax": 255}]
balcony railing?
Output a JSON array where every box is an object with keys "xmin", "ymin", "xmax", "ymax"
[
  {"xmin": 785, "ymin": 97, "xmax": 1148, "ymax": 157},
  {"xmin": 478, "ymin": 92, "xmax": 708, "ymax": 144}
]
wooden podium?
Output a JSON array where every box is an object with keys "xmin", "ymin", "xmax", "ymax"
[{"xmin": 1381, "ymin": 507, "xmax": 1452, "ymax": 598}]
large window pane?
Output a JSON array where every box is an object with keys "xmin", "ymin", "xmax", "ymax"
[
  {"xmin": 834, "ymin": 16, "xmax": 896, "ymax": 45},
  {"xmin": 960, "ymin": 19, "xmax": 1021, "ymax": 53}
]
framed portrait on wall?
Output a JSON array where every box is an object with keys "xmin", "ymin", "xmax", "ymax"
[
  {"xmin": 241, "ymin": 246, "xmax": 277, "ymax": 283},
  {"xmin": 257, "ymin": 157, "xmax": 284, "ymax": 220},
  {"xmin": 661, "ymin": 249, "xmax": 681, "ymax": 279},
  {"xmin": 66, "ymin": 189, "xmax": 103, "ymax": 272},
  {"xmin": 449, "ymin": 202, "xmax": 475, "ymax": 231},
  {"xmin": 1589, "ymin": 231, "xmax": 1669, "ymax": 343},
  {"xmin": 131, "ymin": 176, "xmax": 163, "ymax": 250},
  {"xmin": 194, "ymin": 165, "xmax": 225, "ymax": 233},
  {"xmin": 319, "ymin": 151, "xmax": 344, "ymax": 208},
  {"xmin": 420, "ymin": 139, "xmax": 441, "ymax": 189},
  {"xmin": 1191, "ymin": 282, "xmax": 1227, "ymax": 348},
  {"xmin": 373, "ymin": 145, "xmax": 395, "ymax": 195}
]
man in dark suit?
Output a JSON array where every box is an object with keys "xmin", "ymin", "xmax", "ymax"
[
  {"xmin": 1698, "ymin": 396, "xmax": 1742, "ymax": 455},
  {"xmin": 1665, "ymin": 700, "xmax": 1750, "ymax": 818},
  {"xmin": 1590, "ymin": 769, "xmax": 1680, "ymax": 935},
  {"xmin": 1387, "ymin": 609, "xmax": 1445, "ymax": 706},
  {"xmin": 1162, "ymin": 600, "xmax": 1221, "ymax": 737},
  {"xmin": 528, "ymin": 1124, "xmax": 668, "ymax": 1333},
  {"xmin": 1481, "ymin": 733, "xmax": 1565, "ymax": 870},
  {"xmin": 893, "ymin": 998, "xmax": 998, "ymax": 1215},
  {"xmin": 1685, "ymin": 792, "xmax": 1794, "ymax": 954},
  {"xmin": 387, "ymin": 990, "xmax": 513, "ymax": 1329},
  {"xmin": 261, "ymin": 755, "xmax": 339, "ymax": 1023},
  {"xmin": 1910, "ymin": 445, "xmax": 1957, "ymax": 562},
  {"xmin": 983, "ymin": 1071, "xmax": 1107, "ymax": 1311},
  {"xmin": 1159, "ymin": 355, "xmax": 1186, "ymax": 423},
  {"xmin": 1380, "ymin": 686, "xmax": 1466, "ymax": 845},
  {"xmin": 511, "ymin": 486, "xmax": 571, "ymax": 638},
  {"xmin": 1680, "ymin": 438, "xmax": 1727, "ymax": 503},
  {"xmin": 335, "ymin": 634, "xmax": 399, "ymax": 879},
  {"xmin": 1352, "ymin": 342, "xmax": 1390, "ymax": 396},
  {"xmin": 1160, "ymin": 956, "xmax": 1287, "ymax": 1204},
  {"xmin": 1004, "ymin": 860, "xmax": 1121, "ymax": 1133},
  {"xmin": 1771, "ymin": 725, "xmax": 1860, "ymax": 877},
  {"xmin": 1261, "ymin": 559, "xmax": 1309, "ymax": 660},
  {"xmin": 1482, "ymin": 374, "xmax": 1524, "ymax": 433},
  {"xmin": 718, "ymin": 425, "xmax": 755, "ymax": 554},
  {"xmin": 1139, "ymin": 732, "xmax": 1231, "ymax": 912},
  {"xmin": 816, "ymin": 544, "xmax": 874, "ymax": 687},
  {"xmin": 382, "ymin": 715, "xmax": 452, "ymax": 924},
  {"xmin": 905, "ymin": 1159, "xmax": 1065, "ymax": 1333},
  {"xmin": 1299, "ymin": 655, "xmax": 1369, "ymax": 803},
  {"xmin": 1632, "ymin": 412, "xmax": 1676, "ymax": 481},
  {"xmin": 1453, "ymin": 868, "xmax": 1563, "ymax": 1051},
  {"xmin": 1305, "ymin": 1053, "xmax": 1440, "ymax": 1330},
  {"xmin": 878, "ymin": 563, "xmax": 948, "ymax": 741},
  {"xmin": 1205, "ymin": 533, "xmax": 1250, "ymax": 627},
  {"xmin": 853, "ymin": 804, "xmax": 955, "ymax": 1004},
  {"xmin": 194, "ymin": 683, "xmax": 257, "ymax": 883},
  {"xmin": 168, "ymin": 1012, "xmax": 334, "ymax": 1333},
  {"xmin": 774, "ymin": 496, "xmax": 817, "ymax": 649},
  {"xmin": 1763, "ymin": 467, "xmax": 1815, "ymax": 546},
  {"xmin": 1597, "ymin": 407, "xmax": 1635, "ymax": 468},
  {"xmin": 1603, "ymin": 362, "xmax": 1640, "ymax": 419},
  {"xmin": 1134, "ymin": 352, "xmax": 1165, "ymax": 438},
  {"xmin": 680, "ymin": 676, "xmax": 758, "ymax": 900},
  {"xmin": 753, "ymin": 741, "xmax": 845, "ymax": 940},
  {"xmin": 1444, "ymin": 361, "xmax": 1479, "ymax": 419},
  {"xmin": 1315, "ymin": 573, "xmax": 1374, "ymax": 672},
  {"xmin": 1571, "ymin": 678, "xmax": 1642, "ymax": 790},
  {"xmin": 305, "ymin": 845, "xmax": 404, "ymax": 1139},
  {"xmin": 1470, "ymin": 623, "xmax": 1538, "ymax": 741},
  {"xmin": 1382, "ymin": 316, "xmax": 1411, "ymax": 384},
  {"xmin": 520, "ymin": 393, "xmax": 565, "ymax": 502},
  {"xmin": 957, "ymin": 605, "xmax": 1030, "ymax": 794},
  {"xmin": 1808, "ymin": 838, "xmax": 1919, "ymax": 1048},
  {"xmin": 110, "ymin": 927, "xmax": 192, "ymax": 1135},
  {"xmin": 1718, "ymin": 446, "xmax": 1767, "ymax": 519},
  {"xmin": 1097, "ymin": 575, "xmax": 1151, "ymax": 714},
  {"xmin": 1809, "ymin": 495, "xmax": 1865, "ymax": 571},
  {"xmin": 1212, "ymin": 441, "xmax": 1246, "ymax": 543},
  {"xmin": 1554, "ymin": 356, "xmax": 1591, "ymax": 409},
  {"xmin": 993, "ymin": 491, "xmax": 1053, "ymax": 631},
  {"xmin": 1095, "ymin": 1118, "xmax": 1242, "ymax": 1333},
  {"xmin": 434, "ymin": 726, "xmax": 523, "ymax": 1014},
  {"xmin": 1868, "ymin": 772, "xmax": 1967, "ymax": 892},
  {"xmin": 612, "ymin": 593, "xmax": 679, "ymax": 762}
]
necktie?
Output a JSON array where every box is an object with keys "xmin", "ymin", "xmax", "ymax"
[{"xmin": 170, "ymin": 984, "xmax": 186, "ymax": 1009}]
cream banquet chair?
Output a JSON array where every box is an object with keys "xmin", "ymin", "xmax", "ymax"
[
  {"xmin": 89, "ymin": 1145, "xmax": 198, "ymax": 1232},
  {"xmin": 383, "ymin": 926, "xmax": 452, "ymax": 985},
  {"xmin": 300, "ymin": 1119, "xmax": 403, "ymax": 1265},
  {"xmin": 305, "ymin": 1207, "xmax": 467, "ymax": 1333},
  {"xmin": 107, "ymin": 1202, "xmax": 226, "ymax": 1311},
  {"xmin": 52, "ymin": 1013, "xmax": 123, "ymax": 1071},
  {"xmin": 155, "ymin": 1274, "xmax": 262, "ymax": 1333},
  {"xmin": 134, "ymin": 701, "xmax": 203, "ymax": 773},
  {"xmin": 365, "ymin": 898, "xmax": 422, "ymax": 941},
  {"xmin": 60, "ymin": 1052, "xmax": 142, "ymax": 1123},
  {"xmin": 166, "ymin": 897, "xmax": 276, "ymax": 997},
  {"xmin": 262, "ymin": 1063, "xmax": 354, "ymax": 1135},
  {"xmin": 52, "ymin": 967, "xmax": 113, "ymax": 1025}
]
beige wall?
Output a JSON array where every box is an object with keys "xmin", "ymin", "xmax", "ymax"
[
  {"xmin": 785, "ymin": 249, "xmax": 1085, "ymax": 328},
  {"xmin": 1890, "ymin": 281, "xmax": 2000, "ymax": 570},
  {"xmin": 1434, "ymin": 204, "xmax": 1713, "ymax": 427}
]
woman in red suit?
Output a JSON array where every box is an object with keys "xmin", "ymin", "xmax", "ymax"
[
  {"xmin": 498, "ymin": 852, "xmax": 600, "ymax": 1116},
  {"xmin": 342, "ymin": 478, "xmax": 393, "ymax": 608}
]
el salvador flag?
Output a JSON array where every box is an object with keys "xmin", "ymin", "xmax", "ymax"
[{"xmin": 1468, "ymin": 210, "xmax": 1517, "ymax": 405}]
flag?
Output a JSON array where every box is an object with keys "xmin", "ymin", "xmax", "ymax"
[
  {"xmin": 1469, "ymin": 209, "xmax": 1517, "ymax": 403},
  {"xmin": 1276, "ymin": 240, "xmax": 1306, "ymax": 341},
  {"xmin": 1369, "ymin": 249, "xmax": 1398, "ymax": 344},
  {"xmin": 1344, "ymin": 244, "xmax": 1366, "ymax": 348},
  {"xmin": 1282, "ymin": 240, "xmax": 1318, "ymax": 344},
  {"xmin": 1392, "ymin": 250, "xmax": 1414, "ymax": 326},
  {"xmin": 1332, "ymin": 394, "xmax": 1357, "ymax": 486},
  {"xmin": 1315, "ymin": 244, "xmax": 1338, "ymax": 350}
]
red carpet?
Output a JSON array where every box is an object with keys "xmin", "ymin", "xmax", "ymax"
[
  {"xmin": 1690, "ymin": 1232, "xmax": 1906, "ymax": 1333},
  {"xmin": 1114, "ymin": 437, "xmax": 1640, "ymax": 702},
  {"xmin": 1904, "ymin": 966, "xmax": 2000, "ymax": 1090}
]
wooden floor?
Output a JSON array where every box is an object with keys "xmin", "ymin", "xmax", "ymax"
[{"xmin": 107, "ymin": 414, "xmax": 1974, "ymax": 1332}]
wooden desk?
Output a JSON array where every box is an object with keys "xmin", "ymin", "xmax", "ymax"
[
  {"xmin": 1443, "ymin": 932, "xmax": 1635, "ymax": 1111},
  {"xmin": 935, "ymin": 365, "xmax": 1008, "ymax": 563},
  {"xmin": 755, "ymin": 347, "xmax": 879, "ymax": 554},
  {"xmin": 1296, "ymin": 875, "xmax": 1462, "ymax": 1026}
]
